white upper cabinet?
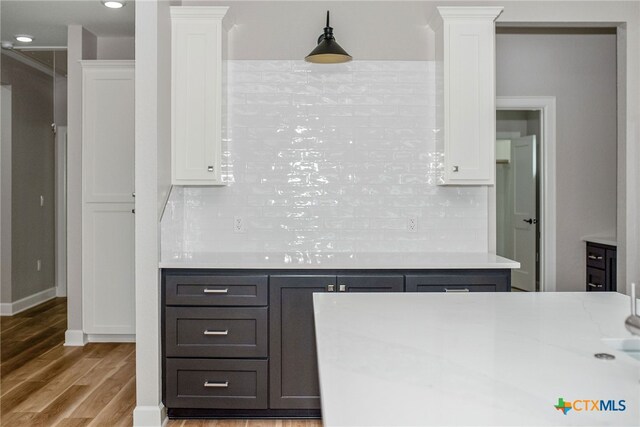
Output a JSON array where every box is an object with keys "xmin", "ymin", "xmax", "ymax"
[
  {"xmin": 432, "ymin": 7, "xmax": 503, "ymax": 185},
  {"xmin": 171, "ymin": 6, "xmax": 229, "ymax": 186}
]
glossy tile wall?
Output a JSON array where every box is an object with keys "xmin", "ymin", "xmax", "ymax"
[{"xmin": 161, "ymin": 60, "xmax": 488, "ymax": 260}]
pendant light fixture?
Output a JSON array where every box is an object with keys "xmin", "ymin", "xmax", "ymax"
[{"xmin": 305, "ymin": 11, "xmax": 352, "ymax": 64}]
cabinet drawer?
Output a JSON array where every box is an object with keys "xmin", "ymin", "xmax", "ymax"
[
  {"xmin": 165, "ymin": 274, "xmax": 268, "ymax": 306},
  {"xmin": 410, "ymin": 284, "xmax": 496, "ymax": 293},
  {"xmin": 166, "ymin": 307, "xmax": 268, "ymax": 358},
  {"xmin": 406, "ymin": 271, "xmax": 508, "ymax": 293},
  {"xmin": 586, "ymin": 267, "xmax": 606, "ymax": 292},
  {"xmin": 166, "ymin": 359, "xmax": 267, "ymax": 409},
  {"xmin": 586, "ymin": 246, "xmax": 606, "ymax": 269}
]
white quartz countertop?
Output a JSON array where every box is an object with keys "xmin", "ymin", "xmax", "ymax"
[
  {"xmin": 313, "ymin": 292, "xmax": 640, "ymax": 426},
  {"xmin": 582, "ymin": 235, "xmax": 618, "ymax": 247},
  {"xmin": 159, "ymin": 252, "xmax": 520, "ymax": 269}
]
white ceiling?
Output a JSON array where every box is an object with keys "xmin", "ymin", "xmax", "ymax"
[{"xmin": 1, "ymin": 0, "xmax": 135, "ymax": 48}]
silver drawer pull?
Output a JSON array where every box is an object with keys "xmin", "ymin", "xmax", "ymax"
[
  {"xmin": 204, "ymin": 329, "xmax": 229, "ymax": 336},
  {"xmin": 587, "ymin": 283, "xmax": 603, "ymax": 288},
  {"xmin": 204, "ymin": 381, "xmax": 229, "ymax": 388},
  {"xmin": 445, "ymin": 288, "xmax": 470, "ymax": 292},
  {"xmin": 588, "ymin": 255, "xmax": 603, "ymax": 260},
  {"xmin": 203, "ymin": 288, "xmax": 228, "ymax": 294}
]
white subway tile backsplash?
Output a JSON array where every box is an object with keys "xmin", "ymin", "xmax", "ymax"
[{"xmin": 161, "ymin": 60, "xmax": 488, "ymax": 260}]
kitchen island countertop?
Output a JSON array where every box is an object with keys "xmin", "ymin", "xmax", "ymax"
[
  {"xmin": 159, "ymin": 252, "xmax": 520, "ymax": 270},
  {"xmin": 313, "ymin": 292, "xmax": 640, "ymax": 426}
]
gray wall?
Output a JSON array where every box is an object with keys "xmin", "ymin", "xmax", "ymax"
[
  {"xmin": 97, "ymin": 36, "xmax": 135, "ymax": 60},
  {"xmin": 185, "ymin": 1, "xmax": 433, "ymax": 60},
  {"xmin": 496, "ymin": 30, "xmax": 617, "ymax": 292},
  {"xmin": 1, "ymin": 54, "xmax": 55, "ymax": 301}
]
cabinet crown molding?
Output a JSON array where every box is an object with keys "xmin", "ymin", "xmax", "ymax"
[
  {"xmin": 437, "ymin": 6, "xmax": 504, "ymax": 20},
  {"xmin": 169, "ymin": 6, "xmax": 229, "ymax": 21}
]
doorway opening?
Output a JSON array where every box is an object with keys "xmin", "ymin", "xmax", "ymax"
[
  {"xmin": 496, "ymin": 110, "xmax": 541, "ymax": 291},
  {"xmin": 495, "ymin": 97, "xmax": 557, "ymax": 292}
]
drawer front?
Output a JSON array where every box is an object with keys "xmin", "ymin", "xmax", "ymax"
[
  {"xmin": 406, "ymin": 272, "xmax": 507, "ymax": 293},
  {"xmin": 165, "ymin": 274, "xmax": 268, "ymax": 306},
  {"xmin": 166, "ymin": 307, "xmax": 268, "ymax": 358},
  {"xmin": 338, "ymin": 275, "xmax": 404, "ymax": 292},
  {"xmin": 586, "ymin": 246, "xmax": 606, "ymax": 269},
  {"xmin": 410, "ymin": 283, "xmax": 496, "ymax": 293},
  {"xmin": 166, "ymin": 359, "xmax": 267, "ymax": 409},
  {"xmin": 586, "ymin": 267, "xmax": 606, "ymax": 292}
]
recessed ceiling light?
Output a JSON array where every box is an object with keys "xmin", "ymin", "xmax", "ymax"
[
  {"xmin": 102, "ymin": 1, "xmax": 125, "ymax": 9},
  {"xmin": 14, "ymin": 35, "xmax": 33, "ymax": 43}
]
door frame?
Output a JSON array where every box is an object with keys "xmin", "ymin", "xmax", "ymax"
[{"xmin": 492, "ymin": 96, "xmax": 557, "ymax": 292}]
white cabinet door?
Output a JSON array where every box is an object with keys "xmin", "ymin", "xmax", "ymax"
[
  {"xmin": 82, "ymin": 62, "xmax": 135, "ymax": 203},
  {"xmin": 171, "ymin": 6, "xmax": 229, "ymax": 185},
  {"xmin": 81, "ymin": 61, "xmax": 135, "ymax": 337},
  {"xmin": 82, "ymin": 203, "xmax": 135, "ymax": 334},
  {"xmin": 433, "ymin": 7, "xmax": 503, "ymax": 185}
]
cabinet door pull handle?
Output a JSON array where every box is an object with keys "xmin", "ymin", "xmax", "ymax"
[
  {"xmin": 452, "ymin": 165, "xmax": 459, "ymax": 172},
  {"xmin": 203, "ymin": 288, "xmax": 229, "ymax": 294},
  {"xmin": 204, "ymin": 329, "xmax": 228, "ymax": 336},
  {"xmin": 587, "ymin": 283, "xmax": 603, "ymax": 288},
  {"xmin": 207, "ymin": 166, "xmax": 214, "ymax": 172},
  {"xmin": 588, "ymin": 255, "xmax": 603, "ymax": 260},
  {"xmin": 338, "ymin": 284, "xmax": 346, "ymax": 292},
  {"xmin": 445, "ymin": 288, "xmax": 470, "ymax": 292},
  {"xmin": 204, "ymin": 381, "xmax": 229, "ymax": 388},
  {"xmin": 327, "ymin": 284, "xmax": 336, "ymax": 292}
]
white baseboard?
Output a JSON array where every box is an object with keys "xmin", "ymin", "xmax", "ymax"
[
  {"xmin": 87, "ymin": 333, "xmax": 136, "ymax": 343},
  {"xmin": 133, "ymin": 404, "xmax": 167, "ymax": 427},
  {"xmin": 64, "ymin": 329, "xmax": 87, "ymax": 346},
  {"xmin": 55, "ymin": 283, "xmax": 67, "ymax": 297},
  {"xmin": 0, "ymin": 287, "xmax": 56, "ymax": 316}
]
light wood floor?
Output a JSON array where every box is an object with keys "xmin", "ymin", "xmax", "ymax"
[{"xmin": 1, "ymin": 298, "xmax": 322, "ymax": 427}]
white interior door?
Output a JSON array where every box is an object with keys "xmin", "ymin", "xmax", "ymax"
[{"xmin": 511, "ymin": 135, "xmax": 537, "ymax": 291}]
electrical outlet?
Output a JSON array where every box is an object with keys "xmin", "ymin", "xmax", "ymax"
[
  {"xmin": 36, "ymin": 259, "xmax": 41, "ymax": 271},
  {"xmin": 408, "ymin": 217, "xmax": 418, "ymax": 233},
  {"xmin": 233, "ymin": 216, "xmax": 245, "ymax": 233}
]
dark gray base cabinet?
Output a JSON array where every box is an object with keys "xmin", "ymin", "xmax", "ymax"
[
  {"xmin": 162, "ymin": 268, "xmax": 510, "ymax": 418},
  {"xmin": 585, "ymin": 242, "xmax": 616, "ymax": 292},
  {"xmin": 269, "ymin": 274, "xmax": 404, "ymax": 410}
]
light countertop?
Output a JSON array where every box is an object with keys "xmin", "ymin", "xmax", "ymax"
[
  {"xmin": 313, "ymin": 292, "xmax": 640, "ymax": 426},
  {"xmin": 582, "ymin": 235, "xmax": 617, "ymax": 247},
  {"xmin": 159, "ymin": 251, "xmax": 520, "ymax": 270}
]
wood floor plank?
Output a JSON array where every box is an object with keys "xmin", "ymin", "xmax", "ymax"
[
  {"xmin": 26, "ymin": 384, "xmax": 90, "ymax": 427},
  {"xmin": 72, "ymin": 360, "xmax": 135, "ymax": 418},
  {"xmin": 0, "ymin": 380, "xmax": 47, "ymax": 414},
  {"xmin": 87, "ymin": 377, "xmax": 136, "ymax": 426},
  {"xmin": 13, "ymin": 357, "xmax": 102, "ymax": 412},
  {"xmin": 1, "ymin": 327, "xmax": 67, "ymax": 378},
  {"xmin": 54, "ymin": 418, "xmax": 93, "ymax": 427},
  {"xmin": 1, "ymin": 345, "xmax": 81, "ymax": 395}
]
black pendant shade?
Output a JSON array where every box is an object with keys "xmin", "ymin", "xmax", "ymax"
[{"xmin": 305, "ymin": 11, "xmax": 352, "ymax": 64}]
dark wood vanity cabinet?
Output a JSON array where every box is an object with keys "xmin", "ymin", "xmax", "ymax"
[
  {"xmin": 586, "ymin": 242, "xmax": 617, "ymax": 292},
  {"xmin": 163, "ymin": 268, "xmax": 509, "ymax": 418}
]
